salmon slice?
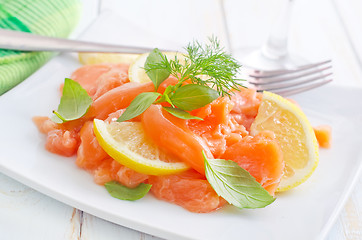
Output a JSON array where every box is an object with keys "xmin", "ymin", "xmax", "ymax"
[
  {"xmin": 68, "ymin": 63, "xmax": 129, "ymax": 98},
  {"xmin": 93, "ymin": 158, "xmax": 114, "ymax": 185},
  {"xmin": 67, "ymin": 64, "xmax": 111, "ymax": 96},
  {"xmin": 115, "ymin": 164, "xmax": 149, "ymax": 188},
  {"xmin": 33, "ymin": 116, "xmax": 81, "ymax": 157},
  {"xmin": 33, "ymin": 116, "xmax": 61, "ymax": 134},
  {"xmin": 105, "ymin": 108, "xmax": 143, "ymax": 123},
  {"xmin": 92, "ymin": 64, "xmax": 130, "ymax": 99},
  {"xmin": 105, "ymin": 109, "xmax": 126, "ymax": 123},
  {"xmin": 230, "ymin": 87, "xmax": 262, "ymax": 130},
  {"xmin": 314, "ymin": 125, "xmax": 332, "ymax": 148},
  {"xmin": 149, "ymin": 170, "xmax": 226, "ymax": 213},
  {"xmin": 221, "ymin": 131, "xmax": 284, "ymax": 195},
  {"xmin": 90, "ymin": 82, "xmax": 155, "ymax": 120},
  {"xmin": 91, "ymin": 76, "xmax": 180, "ymax": 120},
  {"xmin": 142, "ymin": 104, "xmax": 213, "ymax": 174},
  {"xmin": 45, "ymin": 129, "xmax": 79, "ymax": 157},
  {"xmin": 188, "ymin": 97, "xmax": 248, "ymax": 157},
  {"xmin": 76, "ymin": 121, "xmax": 109, "ymax": 170},
  {"xmin": 94, "ymin": 158, "xmax": 148, "ymax": 188}
]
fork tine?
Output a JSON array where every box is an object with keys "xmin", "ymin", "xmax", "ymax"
[
  {"xmin": 273, "ymin": 79, "xmax": 333, "ymax": 96},
  {"xmin": 252, "ymin": 72, "xmax": 333, "ymax": 91},
  {"xmin": 248, "ymin": 65, "xmax": 332, "ymax": 85},
  {"xmin": 248, "ymin": 59, "xmax": 331, "ymax": 78},
  {"xmin": 257, "ymin": 79, "xmax": 333, "ymax": 96}
]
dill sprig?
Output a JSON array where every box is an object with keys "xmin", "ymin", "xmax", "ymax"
[
  {"xmin": 118, "ymin": 38, "xmax": 244, "ymax": 122},
  {"xmin": 146, "ymin": 37, "xmax": 244, "ymax": 97}
]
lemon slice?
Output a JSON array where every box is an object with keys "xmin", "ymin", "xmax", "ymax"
[
  {"xmin": 250, "ymin": 91, "xmax": 319, "ymax": 192},
  {"xmin": 93, "ymin": 119, "xmax": 189, "ymax": 175},
  {"xmin": 129, "ymin": 52, "xmax": 185, "ymax": 83},
  {"xmin": 78, "ymin": 52, "xmax": 140, "ymax": 65}
]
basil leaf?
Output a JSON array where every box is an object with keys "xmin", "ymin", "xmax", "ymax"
[
  {"xmin": 203, "ymin": 153, "xmax": 275, "ymax": 209},
  {"xmin": 144, "ymin": 48, "xmax": 170, "ymax": 90},
  {"xmin": 163, "ymin": 85, "xmax": 175, "ymax": 96},
  {"xmin": 117, "ymin": 92, "xmax": 160, "ymax": 122},
  {"xmin": 163, "ymin": 107, "xmax": 203, "ymax": 120},
  {"xmin": 161, "ymin": 85, "xmax": 176, "ymax": 106},
  {"xmin": 163, "ymin": 94, "xmax": 175, "ymax": 107},
  {"xmin": 52, "ymin": 78, "xmax": 92, "ymax": 123},
  {"xmin": 105, "ymin": 181, "xmax": 151, "ymax": 201},
  {"xmin": 154, "ymin": 89, "xmax": 174, "ymax": 107},
  {"xmin": 170, "ymin": 84, "xmax": 219, "ymax": 111}
]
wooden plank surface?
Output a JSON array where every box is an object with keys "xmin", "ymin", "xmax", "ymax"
[
  {"xmin": 1, "ymin": 0, "xmax": 362, "ymax": 239},
  {"xmin": 0, "ymin": 174, "xmax": 78, "ymax": 240}
]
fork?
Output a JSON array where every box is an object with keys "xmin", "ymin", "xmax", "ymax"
[
  {"xmin": 0, "ymin": 28, "xmax": 172, "ymax": 53},
  {"xmin": 241, "ymin": 60, "xmax": 333, "ymax": 96},
  {"xmin": 0, "ymin": 29, "xmax": 333, "ymax": 96}
]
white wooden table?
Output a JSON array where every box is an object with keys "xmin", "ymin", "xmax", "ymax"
[{"xmin": 1, "ymin": 0, "xmax": 362, "ymax": 239}]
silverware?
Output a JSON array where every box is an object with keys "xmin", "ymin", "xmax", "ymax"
[
  {"xmin": 243, "ymin": 60, "xmax": 333, "ymax": 96},
  {"xmin": 0, "ymin": 29, "xmax": 333, "ymax": 96},
  {"xmin": 0, "ymin": 29, "xmax": 171, "ymax": 54}
]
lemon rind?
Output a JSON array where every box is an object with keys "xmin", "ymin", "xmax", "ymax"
[
  {"xmin": 128, "ymin": 53, "xmax": 150, "ymax": 83},
  {"xmin": 252, "ymin": 91, "xmax": 319, "ymax": 192},
  {"xmin": 93, "ymin": 119, "xmax": 189, "ymax": 176}
]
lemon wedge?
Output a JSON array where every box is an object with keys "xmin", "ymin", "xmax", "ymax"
[
  {"xmin": 78, "ymin": 52, "xmax": 140, "ymax": 65},
  {"xmin": 93, "ymin": 119, "xmax": 189, "ymax": 175},
  {"xmin": 129, "ymin": 52, "xmax": 185, "ymax": 83},
  {"xmin": 250, "ymin": 91, "xmax": 319, "ymax": 192}
]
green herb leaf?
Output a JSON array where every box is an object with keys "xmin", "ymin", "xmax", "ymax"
[
  {"xmin": 105, "ymin": 181, "xmax": 152, "ymax": 201},
  {"xmin": 170, "ymin": 84, "xmax": 219, "ymax": 111},
  {"xmin": 125, "ymin": 38, "xmax": 244, "ymax": 122},
  {"xmin": 144, "ymin": 48, "xmax": 171, "ymax": 90},
  {"xmin": 162, "ymin": 85, "xmax": 175, "ymax": 96},
  {"xmin": 160, "ymin": 85, "xmax": 175, "ymax": 106},
  {"xmin": 154, "ymin": 86, "xmax": 175, "ymax": 107},
  {"xmin": 163, "ymin": 94, "xmax": 175, "ymax": 107},
  {"xmin": 163, "ymin": 107, "xmax": 203, "ymax": 120},
  {"xmin": 144, "ymin": 37, "xmax": 244, "ymax": 97},
  {"xmin": 52, "ymin": 78, "xmax": 92, "ymax": 123},
  {"xmin": 117, "ymin": 92, "xmax": 161, "ymax": 122},
  {"xmin": 203, "ymin": 153, "xmax": 275, "ymax": 209}
]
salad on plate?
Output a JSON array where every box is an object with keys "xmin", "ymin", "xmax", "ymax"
[{"xmin": 33, "ymin": 38, "xmax": 331, "ymax": 213}]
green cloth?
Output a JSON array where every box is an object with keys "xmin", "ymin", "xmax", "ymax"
[{"xmin": 0, "ymin": 0, "xmax": 82, "ymax": 95}]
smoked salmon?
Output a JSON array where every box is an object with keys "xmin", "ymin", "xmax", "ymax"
[{"xmin": 34, "ymin": 62, "xmax": 286, "ymax": 212}]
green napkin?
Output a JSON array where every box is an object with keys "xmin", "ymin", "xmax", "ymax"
[{"xmin": 0, "ymin": 0, "xmax": 82, "ymax": 95}]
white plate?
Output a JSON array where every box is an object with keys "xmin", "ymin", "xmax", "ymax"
[{"xmin": 1, "ymin": 13, "xmax": 362, "ymax": 240}]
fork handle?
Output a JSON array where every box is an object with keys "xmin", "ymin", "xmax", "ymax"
[{"xmin": 0, "ymin": 29, "xmax": 166, "ymax": 53}]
